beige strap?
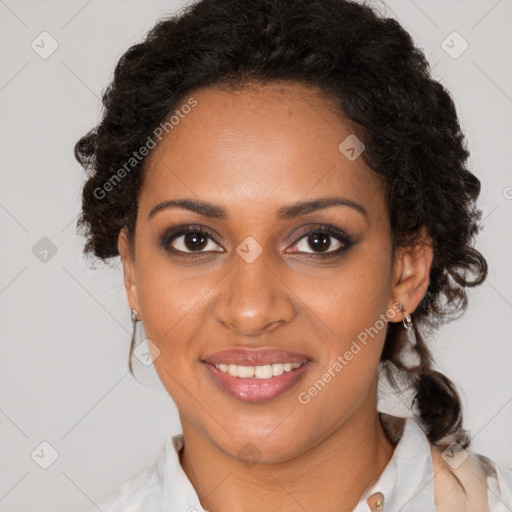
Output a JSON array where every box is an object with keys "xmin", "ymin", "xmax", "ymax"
[{"xmin": 432, "ymin": 444, "xmax": 490, "ymax": 511}]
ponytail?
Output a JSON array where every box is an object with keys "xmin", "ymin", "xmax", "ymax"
[{"xmin": 381, "ymin": 317, "xmax": 471, "ymax": 450}]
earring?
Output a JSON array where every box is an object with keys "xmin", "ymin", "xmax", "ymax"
[
  {"xmin": 129, "ymin": 309, "xmax": 139, "ymax": 374},
  {"xmin": 128, "ymin": 308, "xmax": 162, "ymax": 388},
  {"xmin": 402, "ymin": 310, "xmax": 413, "ymax": 330}
]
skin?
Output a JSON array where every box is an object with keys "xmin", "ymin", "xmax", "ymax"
[{"xmin": 118, "ymin": 81, "xmax": 433, "ymax": 512}]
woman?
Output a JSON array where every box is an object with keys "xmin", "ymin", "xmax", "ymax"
[{"xmin": 75, "ymin": 0, "xmax": 512, "ymax": 510}]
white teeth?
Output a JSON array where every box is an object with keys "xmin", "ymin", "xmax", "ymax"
[
  {"xmin": 213, "ymin": 361, "xmax": 305, "ymax": 378},
  {"xmin": 255, "ymin": 365, "xmax": 273, "ymax": 379},
  {"xmin": 237, "ymin": 365, "xmax": 255, "ymax": 378},
  {"xmin": 272, "ymin": 363, "xmax": 284, "ymax": 376}
]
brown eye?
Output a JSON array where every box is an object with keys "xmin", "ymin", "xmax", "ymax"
[
  {"xmin": 181, "ymin": 231, "xmax": 209, "ymax": 251},
  {"xmin": 301, "ymin": 232, "xmax": 340, "ymax": 253},
  {"xmin": 160, "ymin": 225, "xmax": 223, "ymax": 256},
  {"xmin": 288, "ymin": 225, "xmax": 354, "ymax": 258}
]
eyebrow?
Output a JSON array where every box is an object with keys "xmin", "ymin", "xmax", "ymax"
[{"xmin": 148, "ymin": 196, "xmax": 369, "ymax": 221}]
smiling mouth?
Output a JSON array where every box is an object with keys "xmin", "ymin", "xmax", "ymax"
[{"xmin": 203, "ymin": 360, "xmax": 311, "ymax": 403}]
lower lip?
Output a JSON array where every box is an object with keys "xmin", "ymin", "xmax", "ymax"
[{"xmin": 204, "ymin": 361, "xmax": 311, "ymax": 403}]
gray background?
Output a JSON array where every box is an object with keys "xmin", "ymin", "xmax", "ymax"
[{"xmin": 0, "ymin": 0, "xmax": 511, "ymax": 510}]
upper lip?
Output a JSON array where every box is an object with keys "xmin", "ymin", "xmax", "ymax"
[{"xmin": 203, "ymin": 348, "xmax": 311, "ymax": 366}]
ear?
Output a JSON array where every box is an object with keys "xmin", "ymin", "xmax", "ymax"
[
  {"xmin": 118, "ymin": 227, "xmax": 141, "ymax": 318},
  {"xmin": 388, "ymin": 227, "xmax": 433, "ymax": 322}
]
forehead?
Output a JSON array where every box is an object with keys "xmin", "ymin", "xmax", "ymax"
[{"xmin": 140, "ymin": 82, "xmax": 385, "ymax": 222}]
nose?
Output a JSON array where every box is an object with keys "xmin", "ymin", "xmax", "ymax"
[{"xmin": 213, "ymin": 246, "xmax": 297, "ymax": 337}]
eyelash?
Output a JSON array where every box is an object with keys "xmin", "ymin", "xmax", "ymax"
[{"xmin": 159, "ymin": 223, "xmax": 354, "ymax": 260}]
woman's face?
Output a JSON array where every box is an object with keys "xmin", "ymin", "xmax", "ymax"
[{"xmin": 119, "ymin": 82, "xmax": 424, "ymax": 463}]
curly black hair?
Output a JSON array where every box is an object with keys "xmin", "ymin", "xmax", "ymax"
[{"xmin": 74, "ymin": 0, "xmax": 487, "ymax": 454}]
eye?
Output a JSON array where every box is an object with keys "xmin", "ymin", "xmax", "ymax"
[
  {"xmin": 287, "ymin": 225, "xmax": 354, "ymax": 258},
  {"xmin": 160, "ymin": 225, "xmax": 223, "ymax": 257}
]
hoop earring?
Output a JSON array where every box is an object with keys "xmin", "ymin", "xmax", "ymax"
[
  {"xmin": 129, "ymin": 309, "xmax": 139, "ymax": 373},
  {"xmin": 402, "ymin": 310, "xmax": 413, "ymax": 330},
  {"xmin": 127, "ymin": 309, "xmax": 162, "ymax": 387}
]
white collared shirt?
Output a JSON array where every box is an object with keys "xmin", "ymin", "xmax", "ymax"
[{"xmin": 92, "ymin": 413, "xmax": 512, "ymax": 512}]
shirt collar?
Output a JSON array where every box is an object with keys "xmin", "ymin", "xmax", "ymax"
[
  {"xmin": 163, "ymin": 412, "xmax": 437, "ymax": 512},
  {"xmin": 164, "ymin": 433, "xmax": 206, "ymax": 512},
  {"xmin": 354, "ymin": 412, "xmax": 438, "ymax": 511}
]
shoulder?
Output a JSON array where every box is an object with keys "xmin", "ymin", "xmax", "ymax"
[
  {"xmin": 431, "ymin": 442, "xmax": 512, "ymax": 512},
  {"xmin": 91, "ymin": 450, "xmax": 167, "ymax": 512},
  {"xmin": 481, "ymin": 453, "xmax": 512, "ymax": 510}
]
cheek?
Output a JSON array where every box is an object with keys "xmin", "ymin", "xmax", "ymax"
[
  {"xmin": 133, "ymin": 248, "xmax": 209, "ymax": 372},
  {"xmin": 292, "ymin": 241, "xmax": 393, "ymax": 343},
  {"xmin": 134, "ymin": 235, "xmax": 210, "ymax": 332},
  {"xmin": 294, "ymin": 246, "xmax": 392, "ymax": 405},
  {"xmin": 135, "ymin": 263, "xmax": 206, "ymax": 404}
]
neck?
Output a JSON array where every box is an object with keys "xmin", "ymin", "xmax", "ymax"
[{"xmin": 179, "ymin": 403, "xmax": 396, "ymax": 512}]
